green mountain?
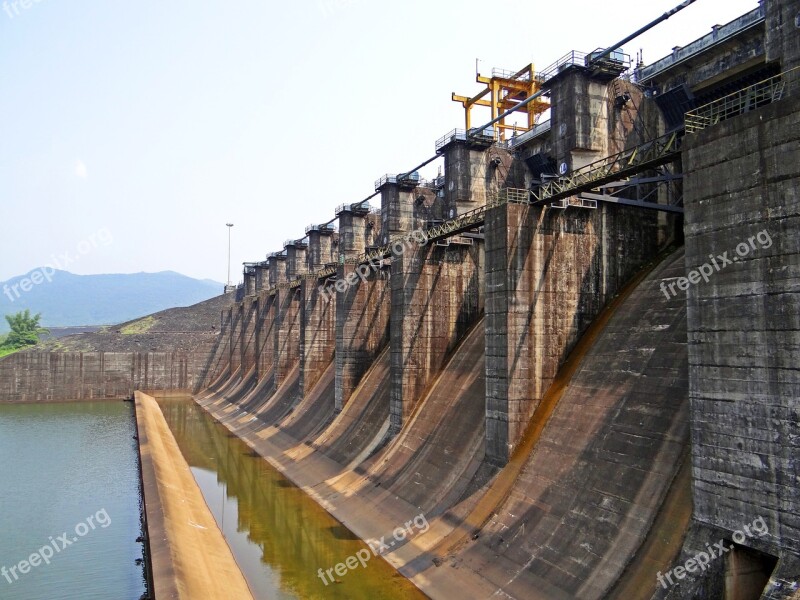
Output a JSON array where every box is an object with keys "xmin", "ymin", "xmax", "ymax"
[{"xmin": 0, "ymin": 269, "xmax": 224, "ymax": 332}]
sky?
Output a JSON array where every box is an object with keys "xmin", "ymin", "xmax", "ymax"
[{"xmin": 0, "ymin": 0, "xmax": 759, "ymax": 284}]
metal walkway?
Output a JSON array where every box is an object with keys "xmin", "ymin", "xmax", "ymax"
[
  {"xmin": 341, "ymin": 131, "xmax": 683, "ymax": 267},
  {"xmin": 264, "ymin": 64, "xmax": 799, "ymax": 292}
]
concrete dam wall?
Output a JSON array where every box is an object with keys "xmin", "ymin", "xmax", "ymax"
[
  {"xmin": 189, "ymin": 3, "xmax": 800, "ymax": 595},
  {"xmin": 0, "ymin": 351, "xmax": 214, "ymax": 402},
  {"xmin": 2, "ymin": 2, "xmax": 798, "ymax": 598}
]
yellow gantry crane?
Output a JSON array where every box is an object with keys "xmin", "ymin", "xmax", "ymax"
[{"xmin": 452, "ymin": 63, "xmax": 550, "ymax": 141}]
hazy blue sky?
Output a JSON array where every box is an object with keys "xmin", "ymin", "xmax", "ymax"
[{"xmin": 1, "ymin": 0, "xmax": 757, "ymax": 284}]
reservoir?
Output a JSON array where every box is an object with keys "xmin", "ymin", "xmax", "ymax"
[
  {"xmin": 158, "ymin": 397, "xmax": 427, "ymax": 600},
  {"xmin": 0, "ymin": 401, "xmax": 147, "ymax": 600}
]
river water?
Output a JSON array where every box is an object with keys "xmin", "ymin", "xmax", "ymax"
[
  {"xmin": 0, "ymin": 401, "xmax": 147, "ymax": 600},
  {"xmin": 158, "ymin": 397, "xmax": 427, "ymax": 600}
]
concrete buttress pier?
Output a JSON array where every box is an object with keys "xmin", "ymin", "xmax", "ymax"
[
  {"xmin": 240, "ymin": 274, "xmax": 258, "ymax": 376},
  {"xmin": 381, "ymin": 176, "xmax": 486, "ymax": 432},
  {"xmin": 335, "ymin": 204, "xmax": 390, "ymax": 410},
  {"xmin": 301, "ymin": 226, "xmax": 336, "ymax": 396},
  {"xmin": 483, "ymin": 61, "xmax": 669, "ymax": 465},
  {"xmin": 228, "ymin": 303, "xmax": 244, "ymax": 375},
  {"xmin": 484, "ymin": 200, "xmax": 661, "ymax": 464},
  {"xmin": 251, "ymin": 257, "xmax": 280, "ymax": 387},
  {"xmin": 389, "ymin": 241, "xmax": 484, "ymax": 432},
  {"xmin": 274, "ymin": 241, "xmax": 305, "ymax": 388}
]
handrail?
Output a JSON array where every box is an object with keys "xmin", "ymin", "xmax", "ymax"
[
  {"xmin": 539, "ymin": 50, "xmax": 589, "ymax": 82},
  {"xmin": 685, "ymin": 66, "xmax": 800, "ymax": 133},
  {"xmin": 530, "ymin": 131, "xmax": 683, "ymax": 205}
]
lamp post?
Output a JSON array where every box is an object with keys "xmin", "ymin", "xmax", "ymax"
[{"xmin": 226, "ymin": 223, "xmax": 234, "ymax": 286}]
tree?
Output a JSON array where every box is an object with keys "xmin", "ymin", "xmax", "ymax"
[{"xmin": 1, "ymin": 310, "xmax": 49, "ymax": 350}]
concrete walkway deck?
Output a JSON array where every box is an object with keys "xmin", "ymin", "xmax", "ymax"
[{"xmin": 135, "ymin": 391, "xmax": 254, "ymax": 600}]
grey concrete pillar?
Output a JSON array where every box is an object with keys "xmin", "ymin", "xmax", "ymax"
[
  {"xmin": 334, "ymin": 204, "xmax": 390, "ymax": 410},
  {"xmin": 301, "ymin": 226, "xmax": 337, "ymax": 396},
  {"xmin": 255, "ymin": 263, "xmax": 269, "ymax": 292}
]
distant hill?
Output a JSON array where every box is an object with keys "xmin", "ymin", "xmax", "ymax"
[{"xmin": 0, "ymin": 269, "xmax": 224, "ymax": 332}]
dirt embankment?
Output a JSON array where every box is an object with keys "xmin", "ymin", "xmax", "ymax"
[{"xmin": 31, "ymin": 294, "xmax": 233, "ymax": 353}]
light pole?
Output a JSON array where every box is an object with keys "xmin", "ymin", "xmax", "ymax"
[{"xmin": 226, "ymin": 223, "xmax": 234, "ymax": 286}]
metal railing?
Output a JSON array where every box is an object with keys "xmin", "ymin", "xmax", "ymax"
[
  {"xmin": 496, "ymin": 119, "xmax": 552, "ymax": 149},
  {"xmin": 343, "ymin": 129, "xmax": 682, "ymax": 264},
  {"xmin": 282, "ymin": 128, "xmax": 682, "ymax": 275},
  {"xmin": 336, "ymin": 202, "xmax": 371, "ymax": 216},
  {"xmin": 538, "ymin": 49, "xmax": 630, "ymax": 83},
  {"xmin": 266, "ymin": 262, "xmax": 338, "ymax": 296},
  {"xmin": 585, "ymin": 48, "xmax": 631, "ymax": 73},
  {"xmin": 490, "ymin": 67, "xmax": 545, "ymax": 83},
  {"xmin": 305, "ymin": 223, "xmax": 336, "ymax": 234},
  {"xmin": 539, "ymin": 50, "xmax": 588, "ymax": 82},
  {"xmin": 341, "ymin": 188, "xmax": 532, "ymax": 266},
  {"xmin": 685, "ymin": 67, "xmax": 799, "ymax": 133},
  {"xmin": 435, "ymin": 129, "xmax": 468, "ymax": 152},
  {"xmin": 434, "ymin": 127, "xmax": 496, "ymax": 153},
  {"xmin": 375, "ymin": 174, "xmax": 398, "ymax": 190},
  {"xmin": 530, "ymin": 131, "xmax": 683, "ymax": 206},
  {"xmin": 492, "ymin": 67, "xmax": 527, "ymax": 80},
  {"xmin": 259, "ymin": 129, "xmax": 686, "ymax": 288}
]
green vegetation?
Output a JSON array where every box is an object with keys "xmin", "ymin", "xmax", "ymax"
[
  {"xmin": 0, "ymin": 310, "xmax": 49, "ymax": 357},
  {"xmin": 0, "ymin": 334, "xmax": 14, "ymax": 358},
  {"xmin": 120, "ymin": 316, "xmax": 156, "ymax": 335}
]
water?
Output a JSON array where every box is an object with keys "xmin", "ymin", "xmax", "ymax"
[
  {"xmin": 159, "ymin": 397, "xmax": 428, "ymax": 600},
  {"xmin": 0, "ymin": 401, "xmax": 147, "ymax": 600}
]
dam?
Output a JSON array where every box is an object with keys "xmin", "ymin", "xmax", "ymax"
[{"xmin": 1, "ymin": 1, "xmax": 798, "ymax": 598}]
